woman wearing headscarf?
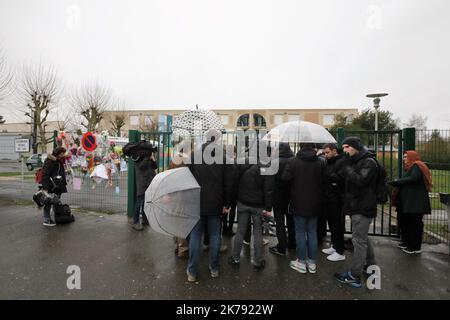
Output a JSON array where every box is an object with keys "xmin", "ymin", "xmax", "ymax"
[{"xmin": 391, "ymin": 151, "xmax": 432, "ymax": 254}]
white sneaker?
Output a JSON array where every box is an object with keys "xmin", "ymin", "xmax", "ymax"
[
  {"xmin": 322, "ymin": 247, "xmax": 336, "ymax": 255},
  {"xmin": 327, "ymin": 252, "xmax": 346, "ymax": 262},
  {"xmin": 289, "ymin": 260, "xmax": 307, "ymax": 274},
  {"xmin": 307, "ymin": 262, "xmax": 317, "ymax": 274}
]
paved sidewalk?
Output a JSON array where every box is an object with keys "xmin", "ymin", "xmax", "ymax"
[{"xmin": 0, "ymin": 197, "xmax": 449, "ymax": 300}]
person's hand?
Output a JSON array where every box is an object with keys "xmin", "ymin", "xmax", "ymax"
[
  {"xmin": 262, "ymin": 210, "xmax": 273, "ymax": 217},
  {"xmin": 222, "ymin": 207, "xmax": 231, "ymax": 214}
]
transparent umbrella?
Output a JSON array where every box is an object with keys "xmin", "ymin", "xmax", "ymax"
[
  {"xmin": 263, "ymin": 120, "xmax": 337, "ymax": 144},
  {"xmin": 144, "ymin": 167, "xmax": 200, "ymax": 238}
]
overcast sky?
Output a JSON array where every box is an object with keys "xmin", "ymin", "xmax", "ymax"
[{"xmin": 0, "ymin": 0, "xmax": 449, "ymax": 128}]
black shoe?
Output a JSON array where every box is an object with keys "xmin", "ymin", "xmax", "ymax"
[
  {"xmin": 142, "ymin": 219, "xmax": 149, "ymax": 226},
  {"xmin": 397, "ymin": 243, "xmax": 408, "ymax": 249},
  {"xmin": 227, "ymin": 256, "xmax": 240, "ymax": 266},
  {"xmin": 269, "ymin": 246, "xmax": 286, "ymax": 256},
  {"xmin": 43, "ymin": 219, "xmax": 56, "ymax": 227},
  {"xmin": 253, "ymin": 260, "xmax": 266, "ymax": 272}
]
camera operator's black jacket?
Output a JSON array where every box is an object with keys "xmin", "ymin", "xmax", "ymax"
[
  {"xmin": 42, "ymin": 154, "xmax": 67, "ymax": 194},
  {"xmin": 135, "ymin": 156, "xmax": 158, "ymax": 197}
]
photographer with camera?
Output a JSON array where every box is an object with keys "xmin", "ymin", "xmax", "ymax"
[
  {"xmin": 124, "ymin": 140, "xmax": 158, "ymax": 231},
  {"xmin": 41, "ymin": 147, "xmax": 68, "ymax": 227}
]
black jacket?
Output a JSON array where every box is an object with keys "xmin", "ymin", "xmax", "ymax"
[
  {"xmin": 135, "ymin": 156, "xmax": 158, "ymax": 197},
  {"xmin": 189, "ymin": 142, "xmax": 235, "ymax": 216},
  {"xmin": 341, "ymin": 148, "xmax": 378, "ymax": 218},
  {"xmin": 237, "ymin": 157, "xmax": 275, "ymax": 211},
  {"xmin": 41, "ymin": 154, "xmax": 67, "ymax": 194},
  {"xmin": 282, "ymin": 148, "xmax": 325, "ymax": 217},
  {"xmin": 273, "ymin": 143, "xmax": 294, "ymax": 209},
  {"xmin": 324, "ymin": 153, "xmax": 345, "ymax": 203},
  {"xmin": 394, "ymin": 164, "xmax": 431, "ymax": 215}
]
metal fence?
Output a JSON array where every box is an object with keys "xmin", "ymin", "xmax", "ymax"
[{"xmin": 416, "ymin": 129, "xmax": 450, "ymax": 244}]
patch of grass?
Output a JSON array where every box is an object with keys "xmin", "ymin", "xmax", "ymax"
[
  {"xmin": 430, "ymin": 169, "xmax": 450, "ymax": 210},
  {"xmin": 0, "ymin": 172, "xmax": 21, "ymax": 177},
  {"xmin": 13, "ymin": 199, "xmax": 35, "ymax": 206}
]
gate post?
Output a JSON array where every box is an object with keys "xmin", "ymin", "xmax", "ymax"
[
  {"xmin": 336, "ymin": 127, "xmax": 346, "ymax": 148},
  {"xmin": 127, "ymin": 130, "xmax": 140, "ymax": 218},
  {"xmin": 402, "ymin": 127, "xmax": 416, "ymax": 151},
  {"xmin": 53, "ymin": 130, "xmax": 58, "ymax": 149}
]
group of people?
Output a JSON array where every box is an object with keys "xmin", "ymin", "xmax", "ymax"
[{"xmin": 40, "ymin": 134, "xmax": 432, "ymax": 289}]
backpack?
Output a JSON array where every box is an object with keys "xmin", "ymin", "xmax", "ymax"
[
  {"xmin": 371, "ymin": 158, "xmax": 389, "ymax": 204},
  {"xmin": 54, "ymin": 203, "xmax": 75, "ymax": 224}
]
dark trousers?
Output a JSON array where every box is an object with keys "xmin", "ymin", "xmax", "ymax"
[
  {"xmin": 273, "ymin": 205, "xmax": 296, "ymax": 252},
  {"xmin": 133, "ymin": 195, "xmax": 148, "ymax": 224},
  {"xmin": 222, "ymin": 204, "xmax": 237, "ymax": 234},
  {"xmin": 317, "ymin": 213, "xmax": 327, "ymax": 244},
  {"xmin": 326, "ymin": 200, "xmax": 345, "ymax": 255},
  {"xmin": 401, "ymin": 213, "xmax": 424, "ymax": 251}
]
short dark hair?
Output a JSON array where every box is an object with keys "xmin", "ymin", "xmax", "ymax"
[
  {"xmin": 52, "ymin": 147, "xmax": 66, "ymax": 157},
  {"xmin": 323, "ymin": 143, "xmax": 338, "ymax": 151},
  {"xmin": 300, "ymin": 143, "xmax": 316, "ymax": 150}
]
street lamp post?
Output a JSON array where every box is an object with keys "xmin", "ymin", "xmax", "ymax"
[{"xmin": 366, "ymin": 93, "xmax": 388, "ymax": 151}]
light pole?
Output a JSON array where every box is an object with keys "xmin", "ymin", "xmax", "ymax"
[{"xmin": 366, "ymin": 93, "xmax": 388, "ymax": 150}]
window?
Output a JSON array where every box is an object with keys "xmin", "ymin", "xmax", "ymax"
[
  {"xmin": 323, "ymin": 114, "xmax": 335, "ymax": 126},
  {"xmin": 253, "ymin": 114, "xmax": 266, "ymax": 127},
  {"xmin": 144, "ymin": 115, "xmax": 154, "ymax": 126},
  {"xmin": 220, "ymin": 115, "xmax": 229, "ymax": 126},
  {"xmin": 129, "ymin": 115, "xmax": 139, "ymax": 126},
  {"xmin": 274, "ymin": 114, "xmax": 284, "ymax": 125},
  {"xmin": 237, "ymin": 114, "xmax": 250, "ymax": 127},
  {"xmin": 288, "ymin": 114, "xmax": 300, "ymax": 122}
]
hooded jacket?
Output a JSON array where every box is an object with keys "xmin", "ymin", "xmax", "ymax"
[
  {"xmin": 236, "ymin": 157, "xmax": 275, "ymax": 211},
  {"xmin": 341, "ymin": 148, "xmax": 378, "ymax": 218},
  {"xmin": 281, "ymin": 147, "xmax": 325, "ymax": 217},
  {"xmin": 135, "ymin": 156, "xmax": 158, "ymax": 197},
  {"xmin": 41, "ymin": 154, "xmax": 67, "ymax": 194}
]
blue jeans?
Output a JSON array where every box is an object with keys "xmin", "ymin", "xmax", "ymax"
[
  {"xmin": 187, "ymin": 215, "xmax": 221, "ymax": 277},
  {"xmin": 293, "ymin": 215, "xmax": 318, "ymax": 264}
]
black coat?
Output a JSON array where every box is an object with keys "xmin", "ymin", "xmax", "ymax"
[
  {"xmin": 394, "ymin": 164, "xmax": 431, "ymax": 215},
  {"xmin": 135, "ymin": 156, "xmax": 157, "ymax": 197},
  {"xmin": 189, "ymin": 142, "xmax": 235, "ymax": 216},
  {"xmin": 273, "ymin": 143, "xmax": 294, "ymax": 209},
  {"xmin": 341, "ymin": 148, "xmax": 378, "ymax": 218},
  {"xmin": 41, "ymin": 154, "xmax": 67, "ymax": 194},
  {"xmin": 237, "ymin": 158, "xmax": 275, "ymax": 211},
  {"xmin": 281, "ymin": 148, "xmax": 325, "ymax": 217},
  {"xmin": 324, "ymin": 153, "xmax": 345, "ymax": 203}
]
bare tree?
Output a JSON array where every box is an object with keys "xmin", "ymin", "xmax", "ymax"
[
  {"xmin": 0, "ymin": 47, "xmax": 14, "ymax": 122},
  {"xmin": 18, "ymin": 61, "xmax": 60, "ymax": 153},
  {"xmin": 71, "ymin": 82, "xmax": 111, "ymax": 132},
  {"xmin": 108, "ymin": 99, "xmax": 127, "ymax": 136},
  {"xmin": 404, "ymin": 113, "xmax": 428, "ymax": 130}
]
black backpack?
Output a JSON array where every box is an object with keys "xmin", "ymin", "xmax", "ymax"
[
  {"xmin": 371, "ymin": 158, "xmax": 389, "ymax": 204},
  {"xmin": 54, "ymin": 203, "xmax": 75, "ymax": 224}
]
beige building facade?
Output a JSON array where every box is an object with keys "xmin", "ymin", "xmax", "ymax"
[{"xmin": 100, "ymin": 108, "xmax": 358, "ymax": 136}]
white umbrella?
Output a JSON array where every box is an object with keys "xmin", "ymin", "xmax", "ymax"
[
  {"xmin": 172, "ymin": 108, "xmax": 224, "ymax": 138},
  {"xmin": 144, "ymin": 167, "xmax": 200, "ymax": 238},
  {"xmin": 263, "ymin": 120, "xmax": 337, "ymax": 144}
]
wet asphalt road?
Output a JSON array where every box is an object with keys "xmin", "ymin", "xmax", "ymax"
[{"xmin": 0, "ymin": 197, "xmax": 450, "ymax": 300}]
